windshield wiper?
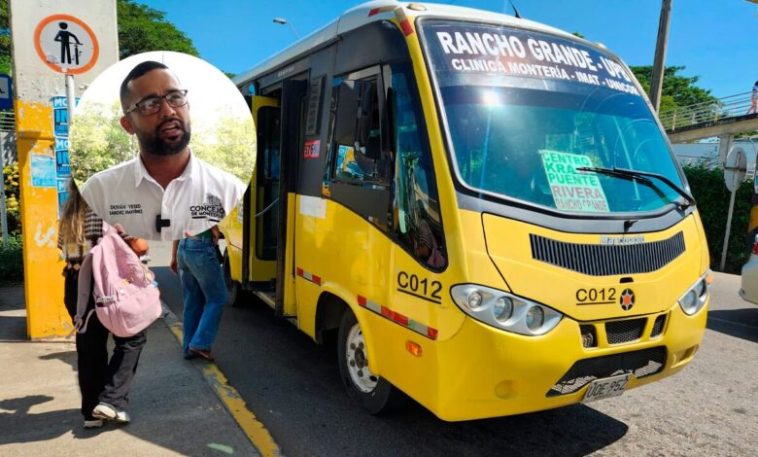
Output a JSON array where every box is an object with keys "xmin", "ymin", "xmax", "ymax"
[{"xmin": 575, "ymin": 166, "xmax": 696, "ymax": 210}]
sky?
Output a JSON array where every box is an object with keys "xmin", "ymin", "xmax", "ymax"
[{"xmin": 137, "ymin": 0, "xmax": 758, "ymax": 99}]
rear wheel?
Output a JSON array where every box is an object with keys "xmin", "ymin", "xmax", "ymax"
[{"xmin": 337, "ymin": 308, "xmax": 402, "ymax": 414}]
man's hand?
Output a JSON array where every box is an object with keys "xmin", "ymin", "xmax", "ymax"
[{"xmin": 170, "ymin": 239, "xmax": 180, "ymax": 275}]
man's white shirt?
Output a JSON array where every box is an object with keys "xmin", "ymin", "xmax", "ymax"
[{"xmin": 82, "ymin": 152, "xmax": 245, "ymax": 241}]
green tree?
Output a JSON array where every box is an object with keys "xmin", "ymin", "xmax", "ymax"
[
  {"xmin": 69, "ymin": 101, "xmax": 134, "ymax": 185},
  {"xmin": 631, "ymin": 65, "xmax": 718, "ymax": 111},
  {"xmin": 0, "ymin": 0, "xmax": 10, "ymax": 75},
  {"xmin": 191, "ymin": 115, "xmax": 256, "ymax": 182},
  {"xmin": 117, "ymin": 0, "xmax": 198, "ymax": 59}
]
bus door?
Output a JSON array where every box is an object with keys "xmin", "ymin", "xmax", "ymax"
[
  {"xmin": 244, "ymin": 96, "xmax": 279, "ymax": 293},
  {"xmin": 276, "ymin": 78, "xmax": 308, "ymax": 317}
]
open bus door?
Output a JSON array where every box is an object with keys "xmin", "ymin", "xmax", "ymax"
[
  {"xmin": 244, "ymin": 79, "xmax": 307, "ymax": 317},
  {"xmin": 274, "ymin": 78, "xmax": 308, "ymax": 317},
  {"xmin": 242, "ymin": 95, "xmax": 279, "ymax": 299}
]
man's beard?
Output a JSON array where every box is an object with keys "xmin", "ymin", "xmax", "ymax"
[{"xmin": 137, "ymin": 119, "xmax": 191, "ymax": 156}]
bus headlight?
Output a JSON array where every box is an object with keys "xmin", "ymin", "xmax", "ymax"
[
  {"xmin": 678, "ymin": 273, "xmax": 710, "ymax": 316},
  {"xmin": 493, "ymin": 297, "xmax": 514, "ymax": 322},
  {"xmin": 451, "ymin": 285, "xmax": 562, "ymax": 336}
]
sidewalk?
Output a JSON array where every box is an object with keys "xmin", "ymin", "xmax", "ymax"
[{"xmin": 0, "ymin": 284, "xmax": 261, "ymax": 457}]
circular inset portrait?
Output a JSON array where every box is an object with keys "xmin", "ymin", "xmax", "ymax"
[{"xmin": 69, "ymin": 51, "xmax": 255, "ymax": 241}]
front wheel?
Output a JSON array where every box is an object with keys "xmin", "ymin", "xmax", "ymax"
[{"xmin": 337, "ymin": 309, "xmax": 403, "ymax": 414}]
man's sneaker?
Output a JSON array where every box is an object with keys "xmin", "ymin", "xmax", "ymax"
[
  {"xmin": 83, "ymin": 419, "xmax": 104, "ymax": 429},
  {"xmin": 92, "ymin": 402, "xmax": 131, "ymax": 424}
]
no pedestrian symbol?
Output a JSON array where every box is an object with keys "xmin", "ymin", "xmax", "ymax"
[{"xmin": 34, "ymin": 14, "xmax": 99, "ymax": 75}]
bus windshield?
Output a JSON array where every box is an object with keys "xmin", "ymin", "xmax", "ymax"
[{"xmin": 419, "ymin": 20, "xmax": 685, "ymax": 214}]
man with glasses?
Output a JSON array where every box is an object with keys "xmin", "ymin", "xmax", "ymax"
[{"xmin": 81, "ymin": 60, "xmax": 244, "ymax": 241}]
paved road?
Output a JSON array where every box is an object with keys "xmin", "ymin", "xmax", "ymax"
[{"xmin": 151, "ymin": 245, "xmax": 758, "ymax": 457}]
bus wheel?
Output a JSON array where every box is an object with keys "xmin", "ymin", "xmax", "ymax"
[
  {"xmin": 223, "ymin": 252, "xmax": 240, "ymax": 307},
  {"xmin": 338, "ymin": 309, "xmax": 401, "ymax": 414}
]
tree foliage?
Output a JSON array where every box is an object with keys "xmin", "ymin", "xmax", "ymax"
[
  {"xmin": 2, "ymin": 161, "xmax": 19, "ymax": 235},
  {"xmin": 631, "ymin": 65, "xmax": 718, "ymax": 113},
  {"xmin": 69, "ymin": 101, "xmax": 136, "ymax": 185},
  {"xmin": 683, "ymin": 164, "xmax": 753, "ymax": 273},
  {"xmin": 117, "ymin": 0, "xmax": 198, "ymax": 59},
  {"xmin": 0, "ymin": 0, "xmax": 10, "ymax": 75}
]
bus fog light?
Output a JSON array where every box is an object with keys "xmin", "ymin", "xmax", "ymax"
[
  {"xmin": 526, "ymin": 306, "xmax": 545, "ymax": 330},
  {"xmin": 493, "ymin": 297, "xmax": 513, "ymax": 322}
]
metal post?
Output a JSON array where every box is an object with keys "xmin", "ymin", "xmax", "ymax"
[
  {"xmin": 721, "ymin": 188, "xmax": 737, "ymax": 271},
  {"xmin": 65, "ymin": 73, "xmax": 75, "ymax": 127},
  {"xmin": 718, "ymin": 134, "xmax": 733, "ymax": 166},
  {"xmin": 649, "ymin": 0, "xmax": 672, "ymax": 112}
]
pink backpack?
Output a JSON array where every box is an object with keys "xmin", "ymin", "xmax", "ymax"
[{"xmin": 90, "ymin": 224, "xmax": 162, "ymax": 337}]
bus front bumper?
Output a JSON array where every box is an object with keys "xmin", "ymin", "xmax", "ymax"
[{"xmin": 414, "ymin": 301, "xmax": 707, "ymax": 421}]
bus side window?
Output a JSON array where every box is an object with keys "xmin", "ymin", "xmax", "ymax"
[
  {"xmin": 390, "ymin": 69, "xmax": 447, "ymax": 270},
  {"xmin": 331, "ymin": 77, "xmax": 385, "ymax": 183}
]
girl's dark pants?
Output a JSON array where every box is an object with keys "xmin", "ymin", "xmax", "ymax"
[{"xmin": 63, "ymin": 267, "xmax": 147, "ymax": 420}]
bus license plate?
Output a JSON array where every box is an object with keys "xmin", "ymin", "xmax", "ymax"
[{"xmin": 582, "ymin": 374, "xmax": 630, "ymax": 403}]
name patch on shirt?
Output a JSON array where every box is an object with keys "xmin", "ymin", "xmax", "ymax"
[
  {"xmin": 109, "ymin": 203, "xmax": 144, "ymax": 215},
  {"xmin": 190, "ymin": 193, "xmax": 226, "ymax": 222}
]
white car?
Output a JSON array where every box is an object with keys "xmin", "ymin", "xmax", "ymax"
[{"xmin": 740, "ymin": 234, "xmax": 758, "ymax": 304}]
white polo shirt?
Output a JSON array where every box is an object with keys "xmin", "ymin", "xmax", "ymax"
[{"xmin": 82, "ymin": 152, "xmax": 245, "ymax": 241}]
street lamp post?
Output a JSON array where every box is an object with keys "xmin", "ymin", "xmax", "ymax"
[{"xmin": 273, "ymin": 17, "xmax": 300, "ymax": 39}]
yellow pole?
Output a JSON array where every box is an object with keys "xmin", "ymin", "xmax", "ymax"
[{"xmin": 15, "ymin": 99, "xmax": 70, "ymax": 339}]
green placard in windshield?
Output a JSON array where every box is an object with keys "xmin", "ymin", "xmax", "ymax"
[{"xmin": 540, "ymin": 150, "xmax": 609, "ymax": 213}]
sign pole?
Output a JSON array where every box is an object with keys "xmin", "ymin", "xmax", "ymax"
[
  {"xmin": 721, "ymin": 146, "xmax": 748, "ymax": 271},
  {"xmin": 721, "ymin": 189, "xmax": 737, "ymax": 271},
  {"xmin": 65, "ymin": 73, "xmax": 75, "ymax": 127}
]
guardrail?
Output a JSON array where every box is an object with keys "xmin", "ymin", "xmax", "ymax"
[
  {"xmin": 659, "ymin": 92, "xmax": 754, "ymax": 132},
  {"xmin": 0, "ymin": 110, "xmax": 15, "ymax": 132}
]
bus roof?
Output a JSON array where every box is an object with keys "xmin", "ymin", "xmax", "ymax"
[{"xmin": 233, "ymin": 0, "xmax": 594, "ymax": 90}]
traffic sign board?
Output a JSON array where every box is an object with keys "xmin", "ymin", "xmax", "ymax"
[
  {"xmin": 33, "ymin": 14, "xmax": 99, "ymax": 75},
  {"xmin": 0, "ymin": 74, "xmax": 11, "ymax": 110},
  {"xmin": 724, "ymin": 146, "xmax": 747, "ymax": 192}
]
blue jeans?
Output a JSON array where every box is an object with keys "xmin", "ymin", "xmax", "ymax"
[{"xmin": 177, "ymin": 237, "xmax": 227, "ymax": 353}]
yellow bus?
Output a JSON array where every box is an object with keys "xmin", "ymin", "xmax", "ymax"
[{"xmin": 222, "ymin": 1, "xmax": 710, "ymax": 421}]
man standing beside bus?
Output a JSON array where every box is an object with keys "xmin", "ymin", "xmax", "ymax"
[{"xmin": 81, "ymin": 60, "xmax": 244, "ymax": 363}]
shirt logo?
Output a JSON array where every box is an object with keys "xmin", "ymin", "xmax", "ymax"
[
  {"xmin": 619, "ymin": 289, "xmax": 635, "ymax": 311},
  {"xmin": 190, "ymin": 193, "xmax": 225, "ymax": 222}
]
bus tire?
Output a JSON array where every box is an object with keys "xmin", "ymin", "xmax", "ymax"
[
  {"xmin": 337, "ymin": 308, "xmax": 402, "ymax": 414},
  {"xmin": 223, "ymin": 252, "xmax": 241, "ymax": 307}
]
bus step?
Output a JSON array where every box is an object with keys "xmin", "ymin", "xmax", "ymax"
[{"xmin": 253, "ymin": 290, "xmax": 276, "ymax": 308}]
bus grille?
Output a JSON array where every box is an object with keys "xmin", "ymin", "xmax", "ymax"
[
  {"xmin": 606, "ymin": 318, "xmax": 646, "ymax": 344},
  {"xmin": 529, "ymin": 232, "xmax": 685, "ymax": 276},
  {"xmin": 547, "ymin": 346, "xmax": 666, "ymax": 397}
]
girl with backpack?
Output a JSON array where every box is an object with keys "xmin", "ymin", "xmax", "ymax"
[{"xmin": 58, "ymin": 180, "xmax": 150, "ymax": 429}]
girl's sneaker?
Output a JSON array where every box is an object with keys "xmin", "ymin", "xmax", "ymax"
[
  {"xmin": 83, "ymin": 418, "xmax": 104, "ymax": 429},
  {"xmin": 92, "ymin": 402, "xmax": 131, "ymax": 424}
]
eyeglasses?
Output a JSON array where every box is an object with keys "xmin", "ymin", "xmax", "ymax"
[{"xmin": 125, "ymin": 89, "xmax": 188, "ymax": 115}]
